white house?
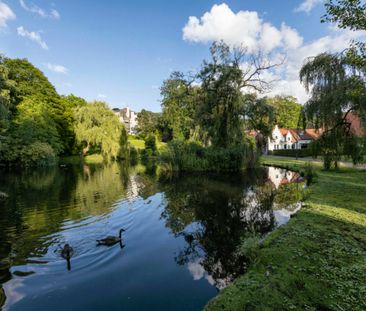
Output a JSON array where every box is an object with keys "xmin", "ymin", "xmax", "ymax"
[
  {"xmin": 112, "ymin": 107, "xmax": 138, "ymax": 134},
  {"xmin": 267, "ymin": 125, "xmax": 322, "ymax": 152}
]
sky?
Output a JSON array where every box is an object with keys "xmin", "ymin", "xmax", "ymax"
[{"xmin": 0, "ymin": 0, "xmax": 364, "ymax": 112}]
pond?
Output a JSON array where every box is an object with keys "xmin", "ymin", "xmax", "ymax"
[{"xmin": 0, "ymin": 163, "xmax": 305, "ymax": 311}]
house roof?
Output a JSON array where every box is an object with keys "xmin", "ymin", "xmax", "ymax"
[
  {"xmin": 244, "ymin": 130, "xmax": 258, "ymax": 136},
  {"xmin": 346, "ymin": 112, "xmax": 364, "ymax": 137}
]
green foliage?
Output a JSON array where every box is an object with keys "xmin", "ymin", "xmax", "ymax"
[
  {"xmin": 18, "ymin": 142, "xmax": 57, "ymax": 167},
  {"xmin": 160, "ymin": 71, "xmax": 196, "ymax": 141},
  {"xmin": 304, "ymin": 162, "xmax": 317, "ymax": 185},
  {"xmin": 237, "ymin": 235, "xmax": 262, "ymax": 265},
  {"xmin": 144, "ymin": 134, "xmax": 157, "ymax": 153},
  {"xmin": 161, "ymin": 140, "xmax": 257, "ymax": 172},
  {"xmin": 4, "ymin": 58, "xmax": 58, "ymax": 102},
  {"xmin": 322, "ymin": 0, "xmax": 366, "ymax": 31},
  {"xmin": 300, "ymin": 52, "xmax": 366, "ymax": 169},
  {"xmin": 197, "ymin": 42, "xmax": 246, "ymax": 148},
  {"xmin": 267, "ymin": 95, "xmax": 302, "ymax": 129},
  {"xmin": 269, "ymin": 148, "xmax": 313, "ymax": 158},
  {"xmin": 0, "ymin": 56, "xmax": 16, "ymax": 132},
  {"xmin": 244, "ymin": 94, "xmax": 276, "ymax": 137},
  {"xmin": 73, "ymin": 101, "xmax": 125, "ymax": 160},
  {"xmin": 207, "ymin": 157, "xmax": 366, "ymax": 311},
  {"xmin": 136, "ymin": 109, "xmax": 161, "ymax": 137},
  {"xmin": 13, "ymin": 96, "xmax": 63, "ymax": 153}
]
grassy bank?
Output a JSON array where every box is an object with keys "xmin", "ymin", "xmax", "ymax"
[
  {"xmin": 205, "ymin": 156, "xmax": 366, "ymax": 311},
  {"xmin": 128, "ymin": 136, "xmax": 167, "ymax": 151}
]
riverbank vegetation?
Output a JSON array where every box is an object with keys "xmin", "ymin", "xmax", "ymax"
[
  {"xmin": 0, "ymin": 56, "xmax": 127, "ymax": 167},
  {"xmin": 206, "ymin": 155, "xmax": 366, "ymax": 310}
]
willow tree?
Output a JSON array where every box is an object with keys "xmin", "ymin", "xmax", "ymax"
[
  {"xmin": 73, "ymin": 101, "xmax": 125, "ymax": 160},
  {"xmin": 300, "ymin": 52, "xmax": 366, "ymax": 168}
]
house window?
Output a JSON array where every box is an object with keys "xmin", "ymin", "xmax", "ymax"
[
  {"xmin": 292, "ymin": 144, "xmax": 295, "ymax": 149},
  {"xmin": 284, "ymin": 144, "xmax": 287, "ymax": 149},
  {"xmin": 288, "ymin": 137, "xmax": 290, "ymax": 141},
  {"xmin": 275, "ymin": 136, "xmax": 278, "ymax": 139}
]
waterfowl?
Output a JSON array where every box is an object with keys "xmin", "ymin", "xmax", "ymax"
[
  {"xmin": 96, "ymin": 228, "xmax": 125, "ymax": 246},
  {"xmin": 61, "ymin": 244, "xmax": 74, "ymax": 260}
]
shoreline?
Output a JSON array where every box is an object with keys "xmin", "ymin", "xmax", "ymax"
[{"xmin": 205, "ymin": 155, "xmax": 366, "ymax": 310}]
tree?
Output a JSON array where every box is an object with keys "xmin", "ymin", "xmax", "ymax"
[
  {"xmin": 0, "ymin": 57, "xmax": 15, "ymax": 133},
  {"xmin": 322, "ymin": 0, "xmax": 366, "ymax": 75},
  {"xmin": 196, "ymin": 41, "xmax": 281, "ymax": 148},
  {"xmin": 300, "ymin": 53, "xmax": 366, "ymax": 168},
  {"xmin": 160, "ymin": 71, "xmax": 197, "ymax": 141},
  {"xmin": 4, "ymin": 58, "xmax": 58, "ymax": 104},
  {"xmin": 322, "ymin": 0, "xmax": 366, "ymax": 31},
  {"xmin": 244, "ymin": 94, "xmax": 276, "ymax": 138},
  {"xmin": 60, "ymin": 94, "xmax": 87, "ymax": 154},
  {"xmin": 267, "ymin": 96, "xmax": 302, "ymax": 129},
  {"xmin": 3, "ymin": 58, "xmax": 76, "ymax": 154},
  {"xmin": 73, "ymin": 101, "xmax": 125, "ymax": 159},
  {"xmin": 136, "ymin": 109, "xmax": 161, "ymax": 137}
]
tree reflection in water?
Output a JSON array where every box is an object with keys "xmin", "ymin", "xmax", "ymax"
[
  {"xmin": 0, "ymin": 163, "xmax": 305, "ymax": 307},
  {"xmin": 160, "ymin": 167, "xmax": 304, "ymax": 289},
  {"xmin": 0, "ymin": 163, "xmax": 131, "ymax": 308}
]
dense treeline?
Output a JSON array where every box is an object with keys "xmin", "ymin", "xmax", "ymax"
[
  {"xmin": 0, "ymin": 56, "xmax": 126, "ymax": 166},
  {"xmin": 135, "ymin": 42, "xmax": 303, "ymax": 171}
]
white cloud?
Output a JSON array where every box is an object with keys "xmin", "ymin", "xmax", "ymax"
[
  {"xmin": 294, "ymin": 0, "xmax": 323, "ymax": 13},
  {"xmin": 182, "ymin": 3, "xmax": 366, "ymax": 104},
  {"xmin": 264, "ymin": 27, "xmax": 366, "ymax": 102},
  {"xmin": 50, "ymin": 9, "xmax": 60, "ymax": 19},
  {"xmin": 97, "ymin": 93, "xmax": 107, "ymax": 99},
  {"xmin": 17, "ymin": 26, "xmax": 48, "ymax": 50},
  {"xmin": 46, "ymin": 63, "xmax": 68, "ymax": 74},
  {"xmin": 182, "ymin": 3, "xmax": 303, "ymax": 53},
  {"xmin": 19, "ymin": 0, "xmax": 60, "ymax": 19},
  {"xmin": 0, "ymin": 1, "xmax": 16, "ymax": 28}
]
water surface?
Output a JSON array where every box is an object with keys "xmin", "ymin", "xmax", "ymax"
[{"xmin": 0, "ymin": 164, "xmax": 304, "ymax": 311}]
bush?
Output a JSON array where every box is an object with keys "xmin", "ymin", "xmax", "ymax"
[
  {"xmin": 144, "ymin": 134, "xmax": 157, "ymax": 153},
  {"xmin": 19, "ymin": 142, "xmax": 57, "ymax": 167},
  {"xmin": 270, "ymin": 148, "xmax": 313, "ymax": 157},
  {"xmin": 304, "ymin": 162, "xmax": 317, "ymax": 185},
  {"xmin": 160, "ymin": 140, "xmax": 257, "ymax": 172},
  {"xmin": 237, "ymin": 235, "xmax": 262, "ymax": 265}
]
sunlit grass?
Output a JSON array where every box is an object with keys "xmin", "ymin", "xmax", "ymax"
[
  {"xmin": 206, "ymin": 155, "xmax": 366, "ymax": 311},
  {"xmin": 128, "ymin": 136, "xmax": 167, "ymax": 151}
]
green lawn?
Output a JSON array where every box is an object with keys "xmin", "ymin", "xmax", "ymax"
[
  {"xmin": 205, "ymin": 156, "xmax": 366, "ymax": 311},
  {"xmin": 128, "ymin": 136, "xmax": 167, "ymax": 151}
]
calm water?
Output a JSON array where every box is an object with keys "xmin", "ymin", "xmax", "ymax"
[{"xmin": 0, "ymin": 163, "xmax": 304, "ymax": 311}]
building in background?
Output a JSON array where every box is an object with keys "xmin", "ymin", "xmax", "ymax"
[{"xmin": 112, "ymin": 107, "xmax": 138, "ymax": 134}]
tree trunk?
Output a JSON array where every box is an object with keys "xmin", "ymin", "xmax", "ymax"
[{"xmin": 83, "ymin": 143, "xmax": 90, "ymax": 156}]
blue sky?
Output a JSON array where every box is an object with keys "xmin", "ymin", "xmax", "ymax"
[{"xmin": 0, "ymin": 0, "xmax": 364, "ymax": 112}]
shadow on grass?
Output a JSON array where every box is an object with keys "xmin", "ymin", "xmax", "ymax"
[{"xmin": 205, "ymin": 206, "xmax": 366, "ymax": 311}]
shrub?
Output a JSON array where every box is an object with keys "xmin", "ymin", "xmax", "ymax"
[
  {"xmin": 238, "ymin": 235, "xmax": 262, "ymax": 265},
  {"xmin": 160, "ymin": 140, "xmax": 257, "ymax": 172},
  {"xmin": 19, "ymin": 142, "xmax": 57, "ymax": 167},
  {"xmin": 304, "ymin": 162, "xmax": 317, "ymax": 185},
  {"xmin": 271, "ymin": 148, "xmax": 313, "ymax": 157},
  {"xmin": 144, "ymin": 134, "xmax": 157, "ymax": 153}
]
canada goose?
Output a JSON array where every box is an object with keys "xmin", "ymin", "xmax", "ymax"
[
  {"xmin": 96, "ymin": 228, "xmax": 126, "ymax": 246},
  {"xmin": 61, "ymin": 244, "xmax": 74, "ymax": 271},
  {"xmin": 61, "ymin": 244, "xmax": 74, "ymax": 260}
]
